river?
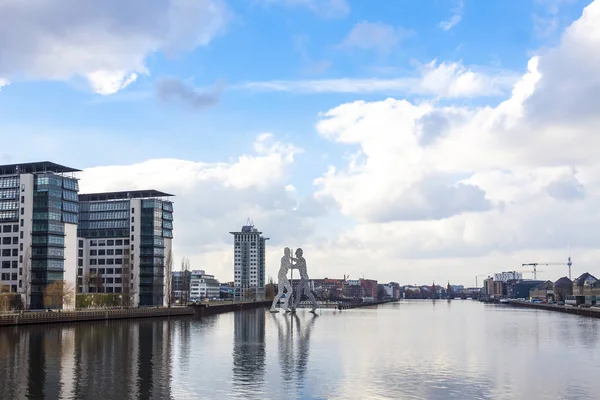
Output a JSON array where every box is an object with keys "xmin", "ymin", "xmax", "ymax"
[{"xmin": 1, "ymin": 300, "xmax": 599, "ymax": 399}]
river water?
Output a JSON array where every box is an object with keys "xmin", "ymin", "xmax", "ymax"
[{"xmin": 1, "ymin": 300, "xmax": 599, "ymax": 400}]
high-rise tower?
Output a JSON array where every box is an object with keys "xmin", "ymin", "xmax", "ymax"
[{"xmin": 230, "ymin": 221, "xmax": 268, "ymax": 301}]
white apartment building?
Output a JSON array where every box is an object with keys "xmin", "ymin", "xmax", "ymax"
[
  {"xmin": 77, "ymin": 190, "xmax": 174, "ymax": 307},
  {"xmin": 0, "ymin": 162, "xmax": 80, "ymax": 310},
  {"xmin": 230, "ymin": 222, "xmax": 268, "ymax": 301},
  {"xmin": 189, "ymin": 270, "xmax": 220, "ymax": 301}
]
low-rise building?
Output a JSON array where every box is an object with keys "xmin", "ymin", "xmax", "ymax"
[
  {"xmin": 572, "ymin": 272, "xmax": 597, "ymax": 296},
  {"xmin": 554, "ymin": 277, "xmax": 573, "ymax": 302},
  {"xmin": 530, "ymin": 281, "xmax": 554, "ymax": 301},
  {"xmin": 189, "ymin": 270, "xmax": 220, "ymax": 301}
]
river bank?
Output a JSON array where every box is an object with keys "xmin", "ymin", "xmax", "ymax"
[
  {"xmin": 508, "ymin": 300, "xmax": 600, "ymax": 318},
  {"xmin": 0, "ymin": 300, "xmax": 272, "ymax": 327}
]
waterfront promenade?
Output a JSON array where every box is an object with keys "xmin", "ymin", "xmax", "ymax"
[
  {"xmin": 0, "ymin": 300, "xmax": 271, "ymax": 327},
  {"xmin": 508, "ymin": 300, "xmax": 600, "ymax": 318}
]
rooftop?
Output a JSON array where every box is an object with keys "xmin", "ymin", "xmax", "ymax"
[
  {"xmin": 79, "ymin": 189, "xmax": 174, "ymax": 202},
  {"xmin": 0, "ymin": 161, "xmax": 81, "ymax": 175}
]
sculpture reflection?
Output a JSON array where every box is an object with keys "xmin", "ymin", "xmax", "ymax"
[{"xmin": 272, "ymin": 312, "xmax": 317, "ymax": 390}]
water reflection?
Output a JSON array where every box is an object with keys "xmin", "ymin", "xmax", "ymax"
[
  {"xmin": 232, "ymin": 308, "xmax": 266, "ymax": 397},
  {"xmin": 1, "ymin": 303, "xmax": 600, "ymax": 400},
  {"xmin": 0, "ymin": 319, "xmax": 176, "ymax": 400},
  {"xmin": 271, "ymin": 312, "xmax": 317, "ymax": 392}
]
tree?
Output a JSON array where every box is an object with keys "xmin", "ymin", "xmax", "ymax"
[
  {"xmin": 377, "ymin": 285, "xmax": 387, "ymax": 301},
  {"xmin": 121, "ymin": 247, "xmax": 136, "ymax": 307},
  {"xmin": 165, "ymin": 250, "xmax": 173, "ymax": 307},
  {"xmin": 265, "ymin": 276, "xmax": 275, "ymax": 301},
  {"xmin": 22, "ymin": 247, "xmax": 31, "ymax": 310},
  {"xmin": 244, "ymin": 289, "xmax": 255, "ymax": 301},
  {"xmin": 181, "ymin": 257, "xmax": 191, "ymax": 304},
  {"xmin": 43, "ymin": 280, "xmax": 75, "ymax": 309}
]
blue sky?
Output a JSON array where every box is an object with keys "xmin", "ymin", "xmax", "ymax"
[{"xmin": 1, "ymin": 0, "xmax": 598, "ymax": 284}]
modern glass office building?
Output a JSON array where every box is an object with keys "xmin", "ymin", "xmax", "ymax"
[
  {"xmin": 78, "ymin": 190, "xmax": 174, "ymax": 306},
  {"xmin": 0, "ymin": 162, "xmax": 80, "ymax": 309}
]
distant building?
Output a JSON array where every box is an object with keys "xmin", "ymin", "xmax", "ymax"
[
  {"xmin": 230, "ymin": 222, "xmax": 268, "ymax": 301},
  {"xmin": 572, "ymin": 272, "xmax": 597, "ymax": 296},
  {"xmin": 512, "ymin": 280, "xmax": 545, "ymax": 299},
  {"xmin": 530, "ymin": 281, "xmax": 554, "ymax": 301},
  {"xmin": 493, "ymin": 271, "xmax": 523, "ymax": 282},
  {"xmin": 171, "ymin": 270, "xmax": 191, "ymax": 303},
  {"xmin": 554, "ymin": 276, "xmax": 573, "ymax": 302},
  {"xmin": 360, "ymin": 279, "xmax": 378, "ymax": 299},
  {"xmin": 189, "ymin": 270, "xmax": 220, "ymax": 301},
  {"xmin": 382, "ymin": 282, "xmax": 400, "ymax": 299}
]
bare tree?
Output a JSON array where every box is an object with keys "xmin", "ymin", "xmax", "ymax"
[
  {"xmin": 181, "ymin": 257, "xmax": 191, "ymax": 305},
  {"xmin": 165, "ymin": 250, "xmax": 173, "ymax": 307},
  {"xmin": 43, "ymin": 280, "xmax": 75, "ymax": 309},
  {"xmin": 122, "ymin": 248, "xmax": 132, "ymax": 307}
]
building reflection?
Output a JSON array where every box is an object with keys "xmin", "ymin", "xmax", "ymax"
[
  {"xmin": 232, "ymin": 308, "xmax": 266, "ymax": 392},
  {"xmin": 0, "ymin": 319, "xmax": 176, "ymax": 400},
  {"xmin": 272, "ymin": 312, "xmax": 317, "ymax": 390}
]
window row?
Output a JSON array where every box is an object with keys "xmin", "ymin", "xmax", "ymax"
[
  {"xmin": 90, "ymin": 248, "xmax": 124, "ymax": 256},
  {"xmin": 0, "ymin": 261, "xmax": 17, "ymax": 269},
  {"xmin": 32, "ymin": 247, "xmax": 64, "ymax": 257},
  {"xmin": 32, "ymin": 223, "xmax": 64, "ymax": 233},
  {"xmin": 141, "ymin": 237, "xmax": 164, "ymax": 247},
  {"xmin": 1, "ymin": 236, "xmax": 17, "ymax": 244},
  {"xmin": 0, "ymin": 201, "xmax": 18, "ymax": 211},
  {"xmin": 32, "ymin": 235, "xmax": 64, "ymax": 246},
  {"xmin": 0, "ymin": 189, "xmax": 18, "ymax": 200},
  {"xmin": 79, "ymin": 220, "xmax": 129, "ymax": 229},
  {"xmin": 0, "ymin": 177, "xmax": 18, "ymax": 188},
  {"xmin": 63, "ymin": 213, "xmax": 77, "ymax": 224},
  {"xmin": 1, "ymin": 224, "xmax": 18, "ymax": 234},
  {"xmin": 33, "ymin": 212, "xmax": 62, "ymax": 221},
  {"xmin": 63, "ymin": 201, "xmax": 78, "ymax": 213},
  {"xmin": 82, "ymin": 211, "xmax": 129, "ymax": 221},
  {"xmin": 31, "ymin": 259, "xmax": 63, "ymax": 269},
  {"xmin": 0, "ymin": 273, "xmax": 18, "ymax": 281},
  {"xmin": 88, "ymin": 239, "xmax": 130, "ymax": 247},
  {"xmin": 63, "ymin": 190, "xmax": 78, "ymax": 202},
  {"xmin": 36, "ymin": 175, "xmax": 63, "ymax": 187},
  {"xmin": 89, "ymin": 258, "xmax": 124, "ymax": 266},
  {"xmin": 80, "ymin": 201, "xmax": 129, "ymax": 212},
  {"xmin": 80, "ymin": 267, "xmax": 125, "ymax": 275},
  {"xmin": 1, "ymin": 249, "xmax": 18, "ymax": 257}
]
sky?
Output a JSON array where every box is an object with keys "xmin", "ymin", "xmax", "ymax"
[{"xmin": 0, "ymin": 0, "xmax": 599, "ymax": 286}]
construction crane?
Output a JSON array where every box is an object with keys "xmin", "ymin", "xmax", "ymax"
[{"xmin": 521, "ymin": 262, "xmax": 566, "ymax": 280}]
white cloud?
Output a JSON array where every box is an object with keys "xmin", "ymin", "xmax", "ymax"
[
  {"xmin": 76, "ymin": 134, "xmax": 326, "ymax": 283},
  {"xmin": 240, "ymin": 60, "xmax": 519, "ymax": 98},
  {"xmin": 340, "ymin": 21, "xmax": 412, "ymax": 55},
  {"xmin": 0, "ymin": 0, "xmax": 229, "ymax": 95},
  {"xmin": 304, "ymin": 0, "xmax": 600, "ymax": 284},
  {"xmin": 440, "ymin": 0, "xmax": 464, "ymax": 31},
  {"xmin": 259, "ymin": 0, "xmax": 350, "ymax": 19},
  {"xmin": 0, "ymin": 78, "xmax": 8, "ymax": 91}
]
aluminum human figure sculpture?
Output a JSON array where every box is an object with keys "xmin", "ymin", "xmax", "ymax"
[
  {"xmin": 292, "ymin": 248, "xmax": 318, "ymax": 313},
  {"xmin": 270, "ymin": 247, "xmax": 293, "ymax": 312}
]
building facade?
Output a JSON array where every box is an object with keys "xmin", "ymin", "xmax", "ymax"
[
  {"xmin": 77, "ymin": 190, "xmax": 174, "ymax": 306},
  {"xmin": 189, "ymin": 270, "xmax": 220, "ymax": 301},
  {"xmin": 230, "ymin": 222, "xmax": 268, "ymax": 301},
  {"xmin": 0, "ymin": 162, "xmax": 80, "ymax": 309}
]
